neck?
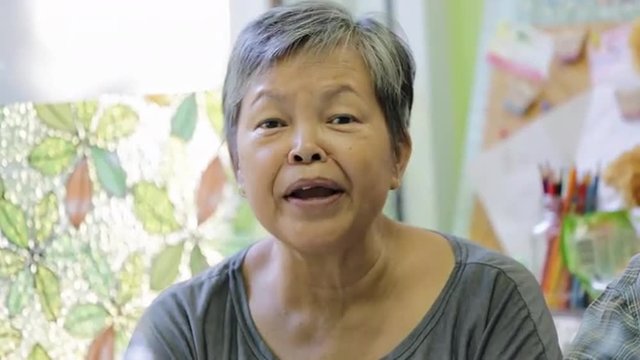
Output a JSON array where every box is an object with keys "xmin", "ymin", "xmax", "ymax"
[{"xmin": 267, "ymin": 216, "xmax": 398, "ymax": 318}]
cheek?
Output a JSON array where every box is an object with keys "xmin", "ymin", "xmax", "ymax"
[
  {"xmin": 236, "ymin": 137, "xmax": 282, "ymax": 195},
  {"xmin": 340, "ymin": 150, "xmax": 394, "ymax": 202},
  {"xmin": 350, "ymin": 134, "xmax": 395, "ymax": 177}
]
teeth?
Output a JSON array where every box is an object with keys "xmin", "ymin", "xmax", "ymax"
[{"xmin": 290, "ymin": 185, "xmax": 340, "ymax": 195}]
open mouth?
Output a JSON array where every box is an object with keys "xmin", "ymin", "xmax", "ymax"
[
  {"xmin": 284, "ymin": 180, "xmax": 345, "ymax": 201},
  {"xmin": 286, "ymin": 186, "xmax": 344, "ymax": 200}
]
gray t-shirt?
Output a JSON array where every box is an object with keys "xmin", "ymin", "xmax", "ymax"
[{"xmin": 125, "ymin": 235, "xmax": 562, "ymax": 359}]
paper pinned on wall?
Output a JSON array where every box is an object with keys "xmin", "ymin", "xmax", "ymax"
[
  {"xmin": 589, "ymin": 24, "xmax": 640, "ymax": 87},
  {"xmin": 487, "ymin": 23, "xmax": 555, "ymax": 82},
  {"xmin": 576, "ymin": 86, "xmax": 640, "ymax": 210},
  {"xmin": 469, "ymin": 93, "xmax": 590, "ymax": 264},
  {"xmin": 589, "ymin": 24, "xmax": 640, "ymax": 121}
]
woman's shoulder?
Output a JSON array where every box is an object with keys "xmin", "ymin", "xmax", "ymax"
[
  {"xmin": 446, "ymin": 234, "xmax": 536, "ymax": 284},
  {"xmin": 439, "ymin": 234, "xmax": 562, "ymax": 358},
  {"xmin": 443, "ymin": 234, "xmax": 546, "ymax": 311},
  {"xmin": 125, "ymin": 248, "xmax": 249, "ymax": 358},
  {"xmin": 133, "ymin": 247, "xmax": 249, "ymax": 331},
  {"xmin": 148, "ymin": 247, "xmax": 247, "ymax": 313}
]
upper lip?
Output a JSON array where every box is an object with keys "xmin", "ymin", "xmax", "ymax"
[{"xmin": 283, "ymin": 178, "xmax": 345, "ymax": 197}]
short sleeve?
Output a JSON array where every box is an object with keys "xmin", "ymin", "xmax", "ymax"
[
  {"xmin": 124, "ymin": 288, "xmax": 196, "ymax": 360},
  {"xmin": 471, "ymin": 258, "xmax": 562, "ymax": 360},
  {"xmin": 564, "ymin": 254, "xmax": 640, "ymax": 360}
]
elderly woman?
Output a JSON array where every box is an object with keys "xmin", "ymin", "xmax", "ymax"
[{"xmin": 126, "ymin": 2, "xmax": 561, "ymax": 359}]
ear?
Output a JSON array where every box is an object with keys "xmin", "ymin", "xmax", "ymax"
[{"xmin": 390, "ymin": 136, "xmax": 412, "ymax": 190}]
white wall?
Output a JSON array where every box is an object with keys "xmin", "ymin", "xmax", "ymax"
[
  {"xmin": 230, "ymin": 0, "xmax": 271, "ymax": 43},
  {"xmin": 393, "ymin": 0, "xmax": 439, "ymax": 230},
  {"xmin": 0, "ymin": 0, "xmax": 271, "ymax": 105}
]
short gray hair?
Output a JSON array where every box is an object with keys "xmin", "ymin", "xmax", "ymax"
[{"xmin": 222, "ymin": 1, "xmax": 415, "ymax": 169}]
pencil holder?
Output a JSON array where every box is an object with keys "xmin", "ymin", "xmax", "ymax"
[
  {"xmin": 531, "ymin": 194, "xmax": 561, "ymax": 282},
  {"xmin": 531, "ymin": 194, "xmax": 572, "ymax": 310},
  {"xmin": 562, "ymin": 210, "xmax": 640, "ymax": 299}
]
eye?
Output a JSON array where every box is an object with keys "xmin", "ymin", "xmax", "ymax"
[
  {"xmin": 257, "ymin": 119, "xmax": 285, "ymax": 130},
  {"xmin": 329, "ymin": 115, "xmax": 356, "ymax": 125}
]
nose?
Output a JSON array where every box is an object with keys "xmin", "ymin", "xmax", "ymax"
[
  {"xmin": 289, "ymin": 149, "xmax": 325, "ymax": 163},
  {"xmin": 287, "ymin": 129, "xmax": 327, "ymax": 165}
]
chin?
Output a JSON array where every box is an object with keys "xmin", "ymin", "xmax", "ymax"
[{"xmin": 272, "ymin": 221, "xmax": 356, "ymax": 255}]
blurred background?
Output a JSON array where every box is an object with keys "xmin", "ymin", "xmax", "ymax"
[{"xmin": 1, "ymin": 0, "xmax": 640, "ymax": 358}]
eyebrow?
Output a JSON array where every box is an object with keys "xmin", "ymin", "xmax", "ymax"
[
  {"xmin": 250, "ymin": 84, "xmax": 362, "ymax": 106},
  {"xmin": 250, "ymin": 88, "xmax": 286, "ymax": 106},
  {"xmin": 320, "ymin": 84, "xmax": 363, "ymax": 103}
]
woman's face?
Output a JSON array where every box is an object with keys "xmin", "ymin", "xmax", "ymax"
[{"xmin": 235, "ymin": 47, "xmax": 410, "ymax": 253}]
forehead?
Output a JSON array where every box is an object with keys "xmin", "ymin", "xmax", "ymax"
[{"xmin": 248, "ymin": 46, "xmax": 374, "ymax": 93}]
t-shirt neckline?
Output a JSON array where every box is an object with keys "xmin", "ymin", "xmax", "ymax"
[{"xmin": 229, "ymin": 234, "xmax": 465, "ymax": 360}]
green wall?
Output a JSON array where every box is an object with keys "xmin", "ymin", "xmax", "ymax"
[{"xmin": 446, "ymin": 0, "xmax": 484, "ymax": 188}]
